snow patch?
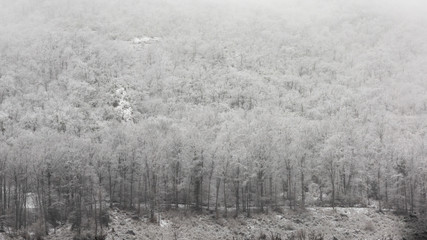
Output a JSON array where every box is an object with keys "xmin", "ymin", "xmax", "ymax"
[
  {"xmin": 25, "ymin": 193, "xmax": 37, "ymax": 209},
  {"xmin": 160, "ymin": 219, "xmax": 169, "ymax": 227},
  {"xmin": 114, "ymin": 87, "xmax": 133, "ymax": 122},
  {"xmin": 132, "ymin": 36, "xmax": 161, "ymax": 44}
]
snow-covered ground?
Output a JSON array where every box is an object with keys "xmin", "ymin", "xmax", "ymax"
[
  {"xmin": 132, "ymin": 36, "xmax": 161, "ymax": 45},
  {"xmin": 37, "ymin": 206, "xmax": 413, "ymax": 240}
]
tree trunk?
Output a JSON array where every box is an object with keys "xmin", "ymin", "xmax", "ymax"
[
  {"xmin": 130, "ymin": 164, "xmax": 134, "ymax": 209},
  {"xmin": 108, "ymin": 164, "xmax": 113, "ymax": 208},
  {"xmin": 301, "ymin": 170, "xmax": 305, "ymax": 209},
  {"xmin": 36, "ymin": 175, "xmax": 47, "ymax": 236},
  {"xmin": 122, "ymin": 169, "xmax": 127, "ymax": 209},
  {"xmin": 144, "ymin": 173, "xmax": 148, "ymax": 208},
  {"xmin": 234, "ymin": 166, "xmax": 240, "ymax": 218},
  {"xmin": 77, "ymin": 190, "xmax": 82, "ymax": 236},
  {"xmin": 223, "ymin": 177, "xmax": 227, "ymax": 218},
  {"xmin": 260, "ymin": 177, "xmax": 264, "ymax": 212},
  {"xmin": 94, "ymin": 189, "xmax": 98, "ymax": 237},
  {"xmin": 194, "ymin": 177, "xmax": 201, "ymax": 211},
  {"xmin": 247, "ymin": 181, "xmax": 251, "ymax": 217},
  {"xmin": 98, "ymin": 173, "xmax": 103, "ymax": 234},
  {"xmin": 0, "ymin": 174, "xmax": 2, "ymax": 228},
  {"xmin": 274, "ymin": 182, "xmax": 277, "ymax": 209},
  {"xmin": 242, "ymin": 185, "xmax": 246, "ymax": 213},
  {"xmin": 378, "ymin": 167, "xmax": 382, "ymax": 212},
  {"xmin": 4, "ymin": 175, "xmax": 6, "ymax": 214},
  {"xmin": 22, "ymin": 174, "xmax": 27, "ymax": 230},
  {"xmin": 150, "ymin": 173, "xmax": 157, "ymax": 222},
  {"xmin": 286, "ymin": 161, "xmax": 292, "ymax": 209},
  {"xmin": 410, "ymin": 181, "xmax": 414, "ymax": 213},
  {"xmin": 137, "ymin": 175, "xmax": 141, "ymax": 214},
  {"xmin": 404, "ymin": 178, "xmax": 408, "ymax": 214},
  {"xmin": 331, "ymin": 174, "xmax": 335, "ymax": 209},
  {"xmin": 329, "ymin": 159, "xmax": 336, "ymax": 210},
  {"xmin": 14, "ymin": 171, "xmax": 19, "ymax": 230},
  {"xmin": 175, "ymin": 162, "xmax": 180, "ymax": 209},
  {"xmin": 207, "ymin": 162, "xmax": 214, "ymax": 211},
  {"xmin": 215, "ymin": 177, "xmax": 220, "ymax": 219},
  {"xmin": 269, "ymin": 175, "xmax": 273, "ymax": 211},
  {"xmin": 385, "ymin": 178, "xmax": 388, "ymax": 208},
  {"xmin": 47, "ymin": 168, "xmax": 52, "ymax": 208},
  {"xmin": 300, "ymin": 155, "xmax": 305, "ymax": 209},
  {"xmin": 99, "ymin": 184, "xmax": 103, "ymax": 234},
  {"xmin": 319, "ymin": 185, "xmax": 323, "ymax": 204}
]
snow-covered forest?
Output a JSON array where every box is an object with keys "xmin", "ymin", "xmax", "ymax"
[{"xmin": 0, "ymin": 0, "xmax": 427, "ymax": 239}]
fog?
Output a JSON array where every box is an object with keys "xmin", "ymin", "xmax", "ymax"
[{"xmin": 0, "ymin": 0, "xmax": 426, "ymax": 239}]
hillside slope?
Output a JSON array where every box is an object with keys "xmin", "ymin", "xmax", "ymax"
[{"xmin": 41, "ymin": 207, "xmax": 409, "ymax": 240}]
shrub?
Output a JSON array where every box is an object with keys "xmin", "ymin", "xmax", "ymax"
[
  {"xmin": 19, "ymin": 231, "xmax": 31, "ymax": 240},
  {"xmin": 283, "ymin": 223, "xmax": 295, "ymax": 231},
  {"xmin": 72, "ymin": 232, "xmax": 106, "ymax": 240},
  {"xmin": 256, "ymin": 232, "xmax": 267, "ymax": 239},
  {"xmin": 273, "ymin": 207, "xmax": 284, "ymax": 214},
  {"xmin": 94, "ymin": 234, "xmax": 107, "ymax": 240},
  {"xmin": 364, "ymin": 220, "xmax": 375, "ymax": 231},
  {"xmin": 47, "ymin": 206, "xmax": 62, "ymax": 228},
  {"xmin": 270, "ymin": 232, "xmax": 282, "ymax": 240},
  {"xmin": 288, "ymin": 229, "xmax": 307, "ymax": 240},
  {"xmin": 256, "ymin": 231, "xmax": 282, "ymax": 240},
  {"xmin": 296, "ymin": 229, "xmax": 306, "ymax": 240},
  {"xmin": 308, "ymin": 231, "xmax": 324, "ymax": 240},
  {"xmin": 29, "ymin": 219, "xmax": 46, "ymax": 240},
  {"xmin": 99, "ymin": 209, "xmax": 110, "ymax": 227}
]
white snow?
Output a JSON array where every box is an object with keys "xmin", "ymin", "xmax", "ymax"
[
  {"xmin": 114, "ymin": 87, "xmax": 133, "ymax": 122},
  {"xmin": 132, "ymin": 36, "xmax": 161, "ymax": 45},
  {"xmin": 25, "ymin": 193, "xmax": 37, "ymax": 209},
  {"xmin": 160, "ymin": 219, "xmax": 169, "ymax": 227}
]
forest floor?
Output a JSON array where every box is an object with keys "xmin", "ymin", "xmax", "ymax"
[{"xmin": 34, "ymin": 206, "xmax": 424, "ymax": 240}]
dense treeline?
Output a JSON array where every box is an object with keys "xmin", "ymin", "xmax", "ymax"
[{"xmin": 0, "ymin": 0, "xmax": 426, "ymax": 238}]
